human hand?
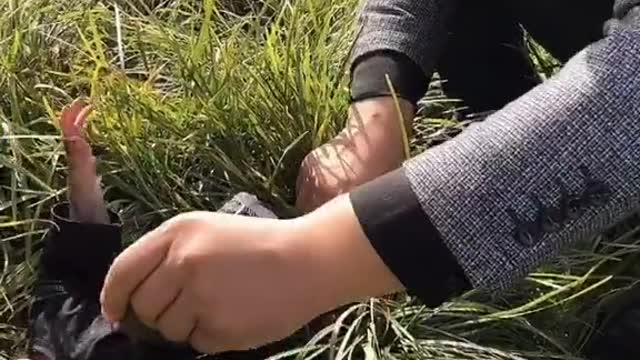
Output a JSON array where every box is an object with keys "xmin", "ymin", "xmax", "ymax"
[
  {"xmin": 100, "ymin": 195, "xmax": 403, "ymax": 354},
  {"xmin": 295, "ymin": 97, "xmax": 415, "ymax": 213}
]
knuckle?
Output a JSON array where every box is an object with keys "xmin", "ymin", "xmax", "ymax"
[
  {"xmin": 176, "ymin": 210, "xmax": 206, "ymax": 222},
  {"xmin": 158, "ymin": 216, "xmax": 181, "ymax": 231},
  {"xmin": 299, "ymin": 157, "xmax": 313, "ymax": 171},
  {"xmin": 301, "ymin": 152, "xmax": 320, "ymax": 167},
  {"xmin": 161, "ymin": 211, "xmax": 200, "ymax": 228},
  {"xmin": 169, "ymin": 248, "xmax": 200, "ymax": 273}
]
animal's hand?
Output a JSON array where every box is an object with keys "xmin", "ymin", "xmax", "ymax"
[
  {"xmin": 61, "ymin": 100, "xmax": 93, "ymax": 165},
  {"xmin": 60, "ymin": 100, "xmax": 109, "ymax": 223}
]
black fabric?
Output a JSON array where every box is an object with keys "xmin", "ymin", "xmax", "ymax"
[
  {"xmin": 350, "ymin": 50, "xmax": 428, "ymax": 105},
  {"xmin": 37, "ymin": 202, "xmax": 123, "ymax": 299},
  {"xmin": 583, "ymin": 282, "xmax": 640, "ymax": 360},
  {"xmin": 349, "ymin": 167, "xmax": 471, "ymax": 307},
  {"xmin": 27, "ymin": 193, "xmax": 293, "ymax": 360},
  {"xmin": 506, "ymin": 0, "xmax": 615, "ymax": 63},
  {"xmin": 28, "ymin": 203, "xmax": 138, "ymax": 360},
  {"xmin": 437, "ymin": 0, "xmax": 615, "ymax": 115},
  {"xmin": 349, "ymin": 0, "xmax": 618, "ymax": 116},
  {"xmin": 435, "ymin": 0, "xmax": 540, "ymax": 116}
]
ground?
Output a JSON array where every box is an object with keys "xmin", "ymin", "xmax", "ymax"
[{"xmin": 1, "ymin": 0, "xmax": 640, "ymax": 359}]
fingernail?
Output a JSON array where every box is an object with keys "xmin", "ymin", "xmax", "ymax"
[{"xmin": 110, "ymin": 321, "xmax": 121, "ymax": 331}]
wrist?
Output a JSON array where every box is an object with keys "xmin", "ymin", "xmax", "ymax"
[
  {"xmin": 288, "ymin": 194, "xmax": 404, "ymax": 313},
  {"xmin": 342, "ymin": 97, "xmax": 415, "ymax": 172},
  {"xmin": 348, "ymin": 96, "xmax": 415, "ymax": 136}
]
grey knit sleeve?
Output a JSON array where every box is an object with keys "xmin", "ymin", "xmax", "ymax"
[
  {"xmin": 350, "ymin": 3, "xmax": 640, "ymax": 305},
  {"xmin": 349, "ymin": 0, "xmax": 456, "ymax": 78},
  {"xmin": 404, "ymin": 24, "xmax": 640, "ymax": 291}
]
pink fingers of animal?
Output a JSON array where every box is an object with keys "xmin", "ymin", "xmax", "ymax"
[
  {"xmin": 75, "ymin": 104, "xmax": 93, "ymax": 129},
  {"xmin": 60, "ymin": 100, "xmax": 87, "ymax": 138}
]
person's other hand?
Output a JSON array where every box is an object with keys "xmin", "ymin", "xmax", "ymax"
[
  {"xmin": 295, "ymin": 97, "xmax": 415, "ymax": 213},
  {"xmin": 100, "ymin": 195, "xmax": 403, "ymax": 354}
]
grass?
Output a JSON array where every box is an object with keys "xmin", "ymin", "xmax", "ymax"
[{"xmin": 1, "ymin": 0, "xmax": 639, "ymax": 359}]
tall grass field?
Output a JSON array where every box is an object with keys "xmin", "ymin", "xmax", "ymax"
[{"xmin": 1, "ymin": 0, "xmax": 640, "ymax": 359}]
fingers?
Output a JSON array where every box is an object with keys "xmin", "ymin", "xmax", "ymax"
[
  {"xmin": 61, "ymin": 100, "xmax": 94, "ymax": 163},
  {"xmin": 60, "ymin": 99, "xmax": 93, "ymax": 140},
  {"xmin": 100, "ymin": 226, "xmax": 173, "ymax": 322},
  {"xmin": 155, "ymin": 291, "xmax": 197, "ymax": 343},
  {"xmin": 189, "ymin": 327, "xmax": 223, "ymax": 355},
  {"xmin": 60, "ymin": 100, "xmax": 87, "ymax": 137},
  {"xmin": 189, "ymin": 318, "xmax": 263, "ymax": 356},
  {"xmin": 75, "ymin": 103, "xmax": 93, "ymax": 128},
  {"xmin": 189, "ymin": 326, "xmax": 260, "ymax": 356},
  {"xmin": 129, "ymin": 261, "xmax": 182, "ymax": 327}
]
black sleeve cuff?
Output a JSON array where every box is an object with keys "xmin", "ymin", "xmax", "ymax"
[
  {"xmin": 349, "ymin": 167, "xmax": 471, "ymax": 307},
  {"xmin": 350, "ymin": 50, "xmax": 428, "ymax": 105},
  {"xmin": 39, "ymin": 202, "xmax": 123, "ymax": 296}
]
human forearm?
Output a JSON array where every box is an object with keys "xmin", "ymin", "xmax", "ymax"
[
  {"xmin": 295, "ymin": 0, "xmax": 452, "ymax": 212},
  {"xmin": 343, "ymin": 97, "xmax": 414, "ymax": 165},
  {"xmin": 345, "ymin": 14, "xmax": 640, "ymax": 306},
  {"xmin": 292, "ymin": 193, "xmax": 405, "ymax": 310},
  {"xmin": 347, "ymin": 0, "xmax": 456, "ymax": 156},
  {"xmin": 295, "ymin": 96, "xmax": 414, "ymax": 212}
]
